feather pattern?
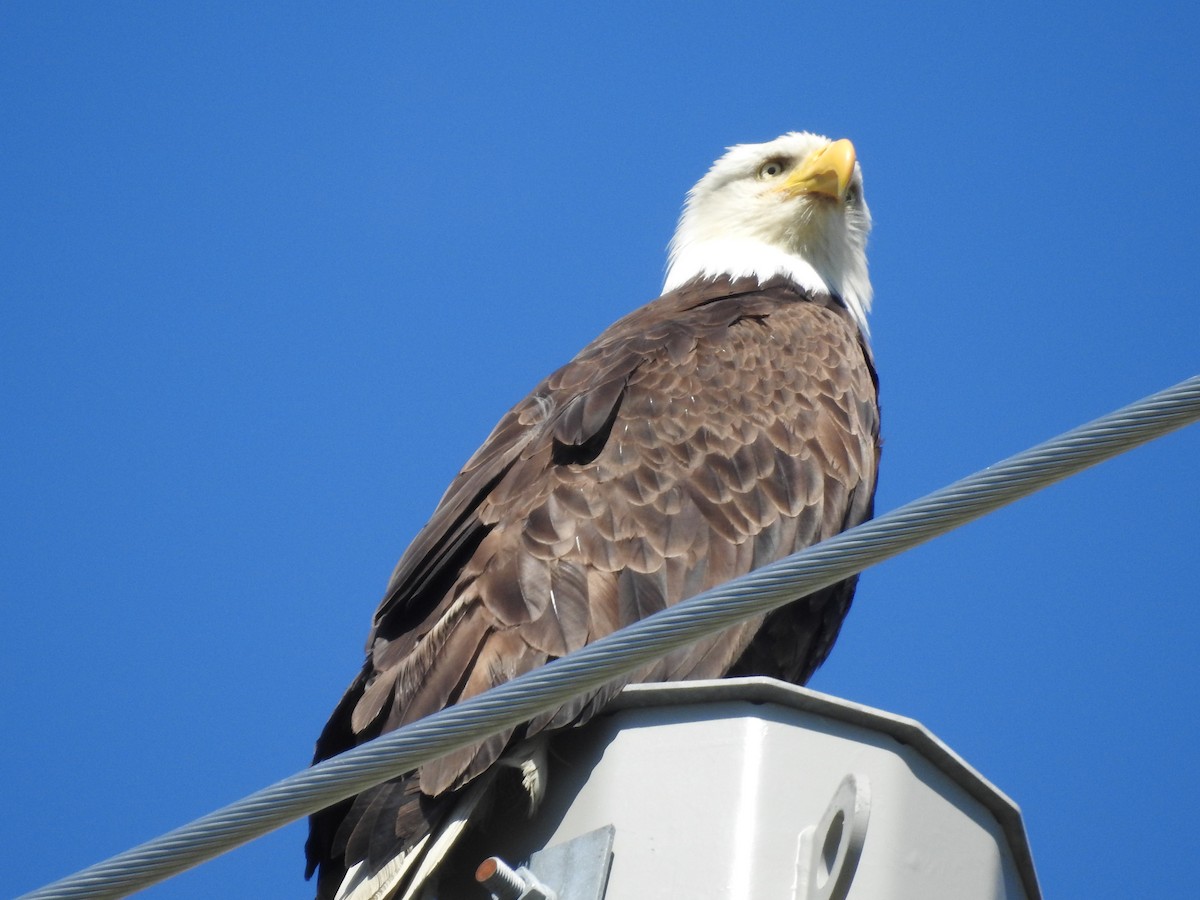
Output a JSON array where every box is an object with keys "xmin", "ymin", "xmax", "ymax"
[{"xmin": 307, "ymin": 273, "xmax": 880, "ymax": 898}]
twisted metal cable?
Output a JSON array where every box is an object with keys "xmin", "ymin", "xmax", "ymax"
[{"xmin": 20, "ymin": 374, "xmax": 1200, "ymax": 900}]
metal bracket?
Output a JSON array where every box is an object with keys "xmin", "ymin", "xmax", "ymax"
[{"xmin": 795, "ymin": 774, "xmax": 871, "ymax": 900}]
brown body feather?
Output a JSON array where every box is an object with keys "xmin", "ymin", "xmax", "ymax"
[{"xmin": 307, "ymin": 274, "xmax": 880, "ymax": 897}]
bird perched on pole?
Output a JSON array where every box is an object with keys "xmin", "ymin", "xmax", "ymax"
[{"xmin": 307, "ymin": 131, "xmax": 881, "ymax": 900}]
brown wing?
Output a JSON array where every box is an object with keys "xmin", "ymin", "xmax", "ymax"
[{"xmin": 306, "ymin": 275, "xmax": 880, "ymax": 896}]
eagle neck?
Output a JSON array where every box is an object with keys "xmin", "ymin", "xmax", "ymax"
[{"xmin": 663, "ymin": 240, "xmax": 870, "ymax": 338}]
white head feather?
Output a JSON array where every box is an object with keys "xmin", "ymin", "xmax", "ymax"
[{"xmin": 663, "ymin": 131, "xmax": 873, "ymax": 335}]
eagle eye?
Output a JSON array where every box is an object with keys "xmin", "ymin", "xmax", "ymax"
[{"xmin": 756, "ymin": 158, "xmax": 788, "ymax": 180}]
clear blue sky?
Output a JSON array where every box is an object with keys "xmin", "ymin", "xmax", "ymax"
[{"xmin": 3, "ymin": 4, "xmax": 1198, "ymax": 897}]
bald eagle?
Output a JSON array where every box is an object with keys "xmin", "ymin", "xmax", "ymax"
[{"xmin": 307, "ymin": 132, "xmax": 881, "ymax": 900}]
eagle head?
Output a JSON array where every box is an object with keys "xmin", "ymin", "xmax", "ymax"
[{"xmin": 664, "ymin": 131, "xmax": 872, "ymax": 334}]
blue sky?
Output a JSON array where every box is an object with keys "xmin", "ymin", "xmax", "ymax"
[{"xmin": 3, "ymin": 3, "xmax": 1198, "ymax": 897}]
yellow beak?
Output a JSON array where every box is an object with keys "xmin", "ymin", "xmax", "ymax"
[{"xmin": 780, "ymin": 138, "xmax": 857, "ymax": 201}]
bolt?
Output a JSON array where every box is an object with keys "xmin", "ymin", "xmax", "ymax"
[
  {"xmin": 475, "ymin": 856, "xmax": 557, "ymax": 900},
  {"xmin": 475, "ymin": 856, "xmax": 528, "ymax": 900}
]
